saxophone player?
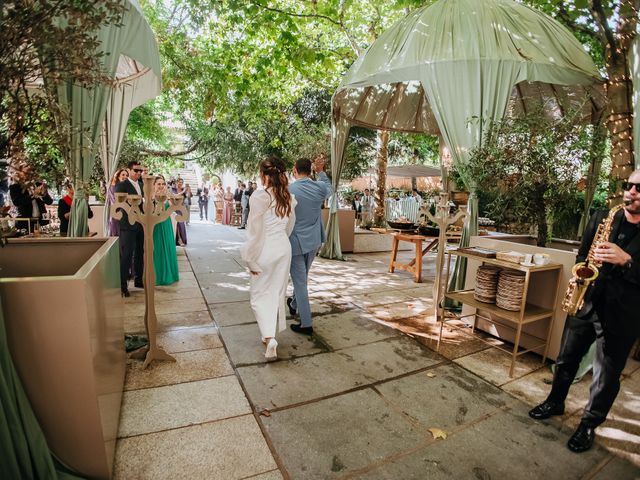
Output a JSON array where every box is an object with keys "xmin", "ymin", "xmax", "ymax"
[{"xmin": 529, "ymin": 170, "xmax": 640, "ymax": 453}]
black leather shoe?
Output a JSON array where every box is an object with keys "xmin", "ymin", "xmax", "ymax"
[
  {"xmin": 134, "ymin": 280, "xmax": 144, "ymax": 289},
  {"xmin": 290, "ymin": 324, "xmax": 313, "ymax": 336},
  {"xmin": 121, "ymin": 289, "xmax": 130, "ymax": 298},
  {"xmin": 528, "ymin": 400, "xmax": 564, "ymax": 420},
  {"xmin": 567, "ymin": 423, "xmax": 595, "ymax": 453},
  {"xmin": 286, "ymin": 297, "xmax": 297, "ymax": 316}
]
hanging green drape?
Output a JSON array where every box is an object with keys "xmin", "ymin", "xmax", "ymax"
[
  {"xmin": 101, "ymin": 65, "xmax": 161, "ymax": 232},
  {"xmin": 59, "ymin": 0, "xmax": 161, "ymax": 238},
  {"xmin": 320, "ymin": 116, "xmax": 351, "ymax": 260},
  {"xmin": 0, "ymin": 300, "xmax": 84, "ymax": 479}
]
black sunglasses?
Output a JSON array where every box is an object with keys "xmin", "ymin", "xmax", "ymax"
[
  {"xmin": 622, "ymin": 181, "xmax": 640, "ymax": 192},
  {"xmin": 132, "ymin": 168, "xmax": 144, "ymax": 173}
]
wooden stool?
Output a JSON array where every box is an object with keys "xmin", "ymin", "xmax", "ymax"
[{"xmin": 388, "ymin": 233, "xmax": 438, "ymax": 283}]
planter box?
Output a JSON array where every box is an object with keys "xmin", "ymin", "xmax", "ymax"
[
  {"xmin": 0, "ymin": 237, "xmax": 124, "ymax": 479},
  {"xmin": 321, "ymin": 209, "xmax": 355, "ymax": 253}
]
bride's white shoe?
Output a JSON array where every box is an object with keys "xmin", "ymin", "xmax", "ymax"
[{"xmin": 265, "ymin": 338, "xmax": 278, "ymax": 361}]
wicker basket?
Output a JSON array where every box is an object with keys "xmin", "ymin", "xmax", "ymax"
[{"xmin": 496, "ymin": 251, "xmax": 525, "ymax": 264}]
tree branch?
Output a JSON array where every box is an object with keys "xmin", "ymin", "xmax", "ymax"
[
  {"xmin": 250, "ymin": 1, "xmax": 341, "ymax": 26},
  {"xmin": 556, "ymin": 5, "xmax": 598, "ymax": 40},
  {"xmin": 589, "ymin": 0, "xmax": 619, "ymax": 60},
  {"xmin": 141, "ymin": 141, "xmax": 200, "ymax": 157}
]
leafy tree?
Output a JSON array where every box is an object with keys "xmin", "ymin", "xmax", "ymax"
[
  {"xmin": 0, "ymin": 0, "xmax": 125, "ymax": 185},
  {"xmin": 526, "ymin": 0, "xmax": 639, "ymax": 199},
  {"xmin": 465, "ymin": 107, "xmax": 598, "ymax": 246}
]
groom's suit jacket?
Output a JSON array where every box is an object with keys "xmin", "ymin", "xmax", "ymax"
[
  {"xmin": 114, "ymin": 179, "xmax": 143, "ymax": 232},
  {"xmin": 288, "ymin": 172, "xmax": 333, "ymax": 256}
]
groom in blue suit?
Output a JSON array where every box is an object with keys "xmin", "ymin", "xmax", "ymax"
[{"xmin": 288, "ymin": 157, "xmax": 333, "ymax": 335}]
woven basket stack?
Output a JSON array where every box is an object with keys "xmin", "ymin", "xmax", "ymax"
[
  {"xmin": 473, "ymin": 265, "xmax": 501, "ymax": 303},
  {"xmin": 496, "ymin": 269, "xmax": 526, "ymax": 311}
]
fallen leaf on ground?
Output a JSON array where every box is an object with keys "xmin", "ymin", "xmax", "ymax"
[
  {"xmin": 426, "ymin": 372, "xmax": 436, "ymax": 378},
  {"xmin": 259, "ymin": 409, "xmax": 271, "ymax": 417},
  {"xmin": 428, "ymin": 427, "xmax": 447, "ymax": 440}
]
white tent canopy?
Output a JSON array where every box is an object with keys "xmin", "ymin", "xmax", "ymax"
[{"xmin": 321, "ymin": 0, "xmax": 605, "ymax": 263}]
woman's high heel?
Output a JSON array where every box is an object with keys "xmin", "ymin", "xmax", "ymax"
[{"xmin": 265, "ymin": 338, "xmax": 278, "ymax": 361}]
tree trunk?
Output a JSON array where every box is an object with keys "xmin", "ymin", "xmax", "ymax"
[
  {"xmin": 536, "ymin": 189, "xmax": 548, "ymax": 247},
  {"xmin": 374, "ymin": 129, "xmax": 389, "ymax": 225},
  {"xmin": 604, "ymin": 1, "xmax": 637, "ymax": 203}
]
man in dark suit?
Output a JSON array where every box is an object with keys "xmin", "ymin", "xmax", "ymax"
[
  {"xmin": 529, "ymin": 169, "xmax": 640, "ymax": 453},
  {"xmin": 115, "ymin": 161, "xmax": 145, "ymax": 297},
  {"xmin": 9, "ymin": 164, "xmax": 53, "ymax": 232}
]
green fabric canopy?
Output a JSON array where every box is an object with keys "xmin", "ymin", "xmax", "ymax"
[
  {"xmin": 323, "ymin": 0, "xmax": 604, "ymax": 266},
  {"xmin": 58, "ymin": 0, "xmax": 161, "ymax": 237}
]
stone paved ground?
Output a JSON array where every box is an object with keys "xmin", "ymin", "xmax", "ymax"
[{"xmin": 114, "ymin": 220, "xmax": 640, "ymax": 479}]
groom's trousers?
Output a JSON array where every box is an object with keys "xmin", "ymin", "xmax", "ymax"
[{"xmin": 290, "ymin": 247, "xmax": 319, "ymax": 328}]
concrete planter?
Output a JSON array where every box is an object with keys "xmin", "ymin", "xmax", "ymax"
[{"xmin": 0, "ymin": 237, "xmax": 123, "ymax": 479}]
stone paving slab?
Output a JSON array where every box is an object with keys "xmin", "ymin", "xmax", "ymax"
[
  {"xmin": 453, "ymin": 346, "xmax": 546, "ymax": 386},
  {"xmin": 124, "ymin": 349, "xmax": 234, "ymax": 390},
  {"xmin": 210, "ymin": 301, "xmax": 256, "ymax": 327},
  {"xmin": 118, "ymin": 376, "xmax": 251, "ymax": 437},
  {"xmin": 375, "ymin": 363, "xmax": 518, "ymax": 431},
  {"xmin": 156, "ymin": 326, "xmax": 223, "ymax": 353},
  {"xmin": 262, "ymin": 389, "xmax": 429, "ymax": 479},
  {"xmin": 114, "ymin": 415, "xmax": 277, "ymax": 480},
  {"xmin": 237, "ymin": 336, "xmax": 443, "ymax": 409},
  {"xmin": 124, "ymin": 310, "xmax": 214, "ymax": 334},
  {"xmin": 312, "ymin": 310, "xmax": 402, "ymax": 350},
  {"xmin": 354, "ymin": 406, "xmax": 612, "ymax": 480},
  {"xmin": 220, "ymin": 322, "xmax": 327, "ymax": 366}
]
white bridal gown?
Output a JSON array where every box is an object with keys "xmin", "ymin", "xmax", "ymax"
[{"xmin": 241, "ymin": 189, "xmax": 296, "ymax": 338}]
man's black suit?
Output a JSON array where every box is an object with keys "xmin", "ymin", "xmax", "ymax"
[
  {"xmin": 114, "ymin": 179, "xmax": 144, "ymax": 292},
  {"xmin": 548, "ymin": 208, "xmax": 640, "ymax": 427},
  {"xmin": 9, "ymin": 183, "xmax": 53, "ymax": 231}
]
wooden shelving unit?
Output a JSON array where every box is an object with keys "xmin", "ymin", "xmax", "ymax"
[{"xmin": 439, "ymin": 250, "xmax": 563, "ymax": 377}]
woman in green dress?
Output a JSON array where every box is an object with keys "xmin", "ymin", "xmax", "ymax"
[{"xmin": 153, "ymin": 176, "xmax": 179, "ymax": 285}]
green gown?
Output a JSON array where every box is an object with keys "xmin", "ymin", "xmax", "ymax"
[{"xmin": 153, "ymin": 207, "xmax": 179, "ymax": 286}]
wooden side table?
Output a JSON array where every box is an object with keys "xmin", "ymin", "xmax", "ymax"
[{"xmin": 388, "ymin": 233, "xmax": 438, "ymax": 283}]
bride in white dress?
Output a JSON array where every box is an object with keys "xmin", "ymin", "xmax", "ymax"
[{"xmin": 241, "ymin": 156, "xmax": 296, "ymax": 360}]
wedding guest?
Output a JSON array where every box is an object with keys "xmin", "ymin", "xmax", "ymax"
[
  {"xmin": 115, "ymin": 161, "xmax": 144, "ymax": 297},
  {"xmin": 214, "ymin": 184, "xmax": 224, "ymax": 223},
  {"xmin": 239, "ymin": 182, "xmax": 254, "ymax": 229},
  {"xmin": 9, "ymin": 163, "xmax": 53, "ymax": 232},
  {"xmin": 107, "ymin": 168, "xmax": 129, "ymax": 236},
  {"xmin": 222, "ymin": 186, "xmax": 234, "ymax": 225},
  {"xmin": 174, "ymin": 178, "xmax": 188, "ymax": 246},
  {"xmin": 197, "ymin": 187, "xmax": 209, "ymax": 221},
  {"xmin": 184, "ymin": 184, "xmax": 193, "ymax": 225},
  {"xmin": 361, "ymin": 188, "xmax": 374, "ymax": 224},
  {"xmin": 57, "ymin": 181, "xmax": 93, "ymax": 236},
  {"xmin": 241, "ymin": 156, "xmax": 296, "ymax": 360},
  {"xmin": 152, "ymin": 175, "xmax": 179, "ymax": 285}
]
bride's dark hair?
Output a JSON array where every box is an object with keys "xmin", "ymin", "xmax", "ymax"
[{"xmin": 260, "ymin": 156, "xmax": 291, "ymax": 218}]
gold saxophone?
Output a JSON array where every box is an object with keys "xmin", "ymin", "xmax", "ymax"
[{"xmin": 562, "ymin": 203, "xmax": 625, "ymax": 315}]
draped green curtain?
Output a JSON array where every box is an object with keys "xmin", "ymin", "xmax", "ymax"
[
  {"xmin": 320, "ymin": 116, "xmax": 351, "ymax": 260},
  {"xmin": 62, "ymin": 1, "xmax": 161, "ymax": 237},
  {"xmin": 419, "ymin": 61, "xmax": 519, "ymax": 293},
  {"xmin": 0, "ymin": 300, "xmax": 83, "ymax": 480}
]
